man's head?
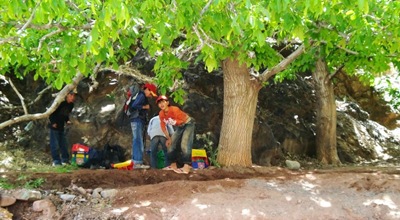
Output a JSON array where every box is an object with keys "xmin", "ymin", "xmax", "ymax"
[
  {"xmin": 143, "ymin": 83, "xmax": 157, "ymax": 98},
  {"xmin": 66, "ymin": 88, "xmax": 77, "ymax": 103},
  {"xmin": 156, "ymin": 95, "xmax": 169, "ymax": 110}
]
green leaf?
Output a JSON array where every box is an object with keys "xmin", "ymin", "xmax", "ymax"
[
  {"xmin": 205, "ymin": 56, "xmax": 218, "ymax": 72},
  {"xmin": 358, "ymin": 0, "xmax": 369, "ymax": 14},
  {"xmin": 70, "ymin": 58, "xmax": 78, "ymax": 67}
]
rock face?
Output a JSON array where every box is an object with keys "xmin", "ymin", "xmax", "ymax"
[{"xmin": 2, "ymin": 55, "xmax": 400, "ymax": 166}]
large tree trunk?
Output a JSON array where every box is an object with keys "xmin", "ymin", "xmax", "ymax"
[
  {"xmin": 217, "ymin": 57, "xmax": 261, "ymax": 167},
  {"xmin": 313, "ymin": 58, "xmax": 341, "ymax": 165}
]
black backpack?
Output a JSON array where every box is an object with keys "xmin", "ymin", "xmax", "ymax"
[
  {"xmin": 79, "ymin": 147, "xmax": 104, "ymax": 169},
  {"xmin": 102, "ymin": 144, "xmax": 126, "ymax": 169}
]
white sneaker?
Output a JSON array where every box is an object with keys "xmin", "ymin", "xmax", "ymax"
[{"xmin": 134, "ymin": 164, "xmax": 150, "ymax": 169}]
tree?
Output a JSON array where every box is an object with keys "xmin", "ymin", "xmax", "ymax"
[
  {"xmin": 1, "ymin": 0, "xmax": 398, "ymax": 166},
  {"xmin": 134, "ymin": 0, "xmax": 400, "ymax": 166},
  {"xmin": 284, "ymin": 1, "xmax": 400, "ymax": 164}
]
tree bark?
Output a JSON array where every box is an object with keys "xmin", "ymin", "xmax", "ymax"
[
  {"xmin": 217, "ymin": 57, "xmax": 261, "ymax": 167},
  {"xmin": 312, "ymin": 58, "xmax": 341, "ymax": 165}
]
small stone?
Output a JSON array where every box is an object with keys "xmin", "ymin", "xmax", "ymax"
[
  {"xmin": 0, "ymin": 207, "xmax": 13, "ymax": 219},
  {"xmin": 0, "ymin": 195, "xmax": 16, "ymax": 207}
]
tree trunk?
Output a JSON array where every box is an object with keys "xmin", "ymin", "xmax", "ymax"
[
  {"xmin": 312, "ymin": 58, "xmax": 341, "ymax": 165},
  {"xmin": 217, "ymin": 57, "xmax": 261, "ymax": 167}
]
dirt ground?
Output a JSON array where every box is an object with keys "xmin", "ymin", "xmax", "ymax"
[{"xmin": 4, "ymin": 165, "xmax": 400, "ymax": 220}]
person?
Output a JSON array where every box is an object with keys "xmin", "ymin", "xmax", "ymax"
[
  {"xmin": 156, "ymin": 95, "xmax": 195, "ymax": 174},
  {"xmin": 130, "ymin": 83, "xmax": 157, "ymax": 169},
  {"xmin": 147, "ymin": 114, "xmax": 175, "ymax": 169},
  {"xmin": 48, "ymin": 89, "xmax": 77, "ymax": 166}
]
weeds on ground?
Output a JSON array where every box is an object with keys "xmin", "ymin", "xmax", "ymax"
[
  {"xmin": 24, "ymin": 178, "xmax": 45, "ymax": 189},
  {"xmin": 0, "ymin": 174, "xmax": 45, "ymax": 189},
  {"xmin": 17, "ymin": 174, "xmax": 45, "ymax": 189},
  {"xmin": 0, "ymin": 177, "xmax": 14, "ymax": 189}
]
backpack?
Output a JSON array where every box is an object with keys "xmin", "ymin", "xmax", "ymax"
[
  {"xmin": 79, "ymin": 147, "xmax": 104, "ymax": 169},
  {"xmin": 123, "ymin": 84, "xmax": 140, "ymax": 118},
  {"xmin": 102, "ymin": 144, "xmax": 126, "ymax": 169}
]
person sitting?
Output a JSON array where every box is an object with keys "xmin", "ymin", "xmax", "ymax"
[{"xmin": 147, "ymin": 114, "xmax": 174, "ymax": 169}]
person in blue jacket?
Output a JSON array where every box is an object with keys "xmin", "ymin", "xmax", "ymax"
[{"xmin": 129, "ymin": 83, "xmax": 157, "ymax": 169}]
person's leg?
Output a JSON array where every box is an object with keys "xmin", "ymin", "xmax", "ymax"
[
  {"xmin": 180, "ymin": 122, "xmax": 195, "ymax": 173},
  {"xmin": 131, "ymin": 121, "xmax": 144, "ymax": 165},
  {"xmin": 149, "ymin": 137, "xmax": 159, "ymax": 169},
  {"xmin": 180, "ymin": 122, "xmax": 195, "ymax": 165},
  {"xmin": 167, "ymin": 127, "xmax": 184, "ymax": 168},
  {"xmin": 159, "ymin": 137, "xmax": 169, "ymax": 167},
  {"xmin": 59, "ymin": 131, "xmax": 70, "ymax": 164},
  {"xmin": 49, "ymin": 129, "xmax": 61, "ymax": 165}
]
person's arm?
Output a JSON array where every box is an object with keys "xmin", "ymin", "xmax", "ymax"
[
  {"xmin": 159, "ymin": 113, "xmax": 172, "ymax": 146},
  {"xmin": 66, "ymin": 103, "xmax": 74, "ymax": 124},
  {"xmin": 131, "ymin": 93, "xmax": 149, "ymax": 110}
]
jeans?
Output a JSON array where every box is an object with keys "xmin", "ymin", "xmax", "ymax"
[
  {"xmin": 49, "ymin": 129, "xmax": 70, "ymax": 164},
  {"xmin": 167, "ymin": 119, "xmax": 195, "ymax": 165},
  {"xmin": 150, "ymin": 136, "xmax": 169, "ymax": 168},
  {"xmin": 131, "ymin": 120, "xmax": 144, "ymax": 164}
]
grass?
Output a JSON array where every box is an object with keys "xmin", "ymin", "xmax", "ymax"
[
  {"xmin": 0, "ymin": 177, "xmax": 14, "ymax": 189},
  {"xmin": 0, "ymin": 175, "xmax": 45, "ymax": 189}
]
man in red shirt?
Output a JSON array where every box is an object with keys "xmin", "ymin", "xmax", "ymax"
[{"xmin": 156, "ymin": 95, "xmax": 195, "ymax": 174}]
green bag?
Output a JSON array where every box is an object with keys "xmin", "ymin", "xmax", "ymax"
[{"xmin": 156, "ymin": 150, "xmax": 165, "ymax": 169}]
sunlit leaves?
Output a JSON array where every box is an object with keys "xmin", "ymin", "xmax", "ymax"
[
  {"xmin": 0, "ymin": 0, "xmax": 399, "ymax": 104},
  {"xmin": 358, "ymin": 0, "xmax": 369, "ymax": 14}
]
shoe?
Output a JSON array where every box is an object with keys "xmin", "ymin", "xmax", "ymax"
[
  {"xmin": 134, "ymin": 164, "xmax": 150, "ymax": 169},
  {"xmin": 90, "ymin": 164, "xmax": 100, "ymax": 170},
  {"xmin": 62, "ymin": 162, "xmax": 71, "ymax": 166},
  {"xmin": 52, "ymin": 162, "xmax": 62, "ymax": 166}
]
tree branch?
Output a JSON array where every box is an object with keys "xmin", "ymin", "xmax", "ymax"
[
  {"xmin": 18, "ymin": 1, "xmax": 41, "ymax": 34},
  {"xmin": 66, "ymin": 0, "xmax": 91, "ymax": 23},
  {"xmin": 7, "ymin": 77, "xmax": 28, "ymax": 114},
  {"xmin": 37, "ymin": 27, "xmax": 66, "ymax": 52},
  {"xmin": 88, "ymin": 63, "xmax": 102, "ymax": 93},
  {"xmin": 28, "ymin": 85, "xmax": 53, "ymax": 106},
  {"xmin": 329, "ymin": 64, "xmax": 344, "ymax": 80},
  {"xmin": 0, "ymin": 72, "xmax": 84, "ymax": 130},
  {"xmin": 0, "ymin": 37, "xmax": 17, "ymax": 45},
  {"xmin": 259, "ymin": 44, "xmax": 306, "ymax": 82}
]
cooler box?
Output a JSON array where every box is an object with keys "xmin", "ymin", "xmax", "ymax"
[
  {"xmin": 191, "ymin": 149, "xmax": 209, "ymax": 169},
  {"xmin": 71, "ymin": 143, "xmax": 90, "ymax": 165}
]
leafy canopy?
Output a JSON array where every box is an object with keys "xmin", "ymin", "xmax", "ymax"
[{"xmin": 0, "ymin": 0, "xmax": 399, "ymax": 100}]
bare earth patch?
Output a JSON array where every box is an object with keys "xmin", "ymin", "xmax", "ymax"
[{"xmin": 4, "ymin": 166, "xmax": 400, "ymax": 219}]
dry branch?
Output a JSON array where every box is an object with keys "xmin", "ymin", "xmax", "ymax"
[{"xmin": 0, "ymin": 72, "xmax": 84, "ymax": 130}]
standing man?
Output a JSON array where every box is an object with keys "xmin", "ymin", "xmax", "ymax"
[
  {"xmin": 49, "ymin": 89, "xmax": 77, "ymax": 166},
  {"xmin": 130, "ymin": 83, "xmax": 157, "ymax": 169},
  {"xmin": 156, "ymin": 95, "xmax": 195, "ymax": 174},
  {"xmin": 147, "ymin": 114, "xmax": 175, "ymax": 169}
]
